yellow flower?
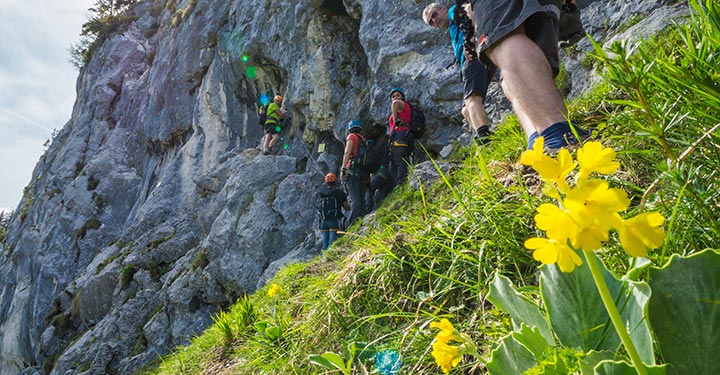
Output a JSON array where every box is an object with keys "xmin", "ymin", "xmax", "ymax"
[
  {"xmin": 430, "ymin": 318, "xmax": 458, "ymax": 343},
  {"xmin": 577, "ymin": 141, "xmax": 620, "ymax": 181},
  {"xmin": 535, "ymin": 203, "xmax": 577, "ymax": 241},
  {"xmin": 520, "ymin": 136, "xmax": 546, "ymax": 166},
  {"xmin": 525, "ymin": 237, "xmax": 583, "ymax": 272},
  {"xmin": 431, "ymin": 340, "xmax": 463, "ymax": 374},
  {"xmin": 532, "ymin": 148, "xmax": 576, "ymax": 193},
  {"xmin": 564, "ymin": 179, "xmax": 628, "ymax": 250},
  {"xmin": 618, "ymin": 212, "xmax": 665, "ymax": 257},
  {"xmin": 267, "ymin": 283, "xmax": 281, "ymax": 297}
]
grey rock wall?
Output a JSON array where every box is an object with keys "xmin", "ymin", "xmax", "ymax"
[{"xmin": 0, "ymin": 0, "xmax": 688, "ymax": 374}]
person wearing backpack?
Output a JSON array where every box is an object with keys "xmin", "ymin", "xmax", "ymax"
[
  {"xmin": 423, "ymin": 3, "xmax": 495, "ymax": 145},
  {"xmin": 317, "ymin": 172, "xmax": 350, "ymax": 250},
  {"xmin": 365, "ymin": 158, "xmax": 394, "ymax": 212},
  {"xmin": 262, "ymin": 95, "xmax": 289, "ymax": 155},
  {"xmin": 387, "ymin": 88, "xmax": 415, "ymax": 184},
  {"xmin": 340, "ymin": 120, "xmax": 370, "ymax": 228}
]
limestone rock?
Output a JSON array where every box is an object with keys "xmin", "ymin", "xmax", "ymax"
[{"xmin": 0, "ymin": 0, "xmax": 689, "ymax": 374}]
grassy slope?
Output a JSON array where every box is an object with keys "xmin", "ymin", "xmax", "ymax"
[{"xmin": 138, "ymin": 1, "xmax": 719, "ymax": 373}]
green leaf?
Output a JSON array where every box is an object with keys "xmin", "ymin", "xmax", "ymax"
[
  {"xmin": 265, "ymin": 325, "xmax": 281, "ymax": 340},
  {"xmin": 309, "ymin": 354, "xmax": 336, "ymax": 371},
  {"xmin": 540, "ymin": 253, "xmax": 654, "ymax": 364},
  {"xmin": 487, "ymin": 331, "xmax": 537, "ymax": 375},
  {"xmin": 320, "ymin": 352, "xmax": 350, "ymax": 373},
  {"xmin": 593, "ymin": 360, "xmax": 667, "ymax": 375},
  {"xmin": 648, "ymin": 249, "xmax": 720, "ymax": 375},
  {"xmin": 253, "ymin": 321, "xmax": 267, "ymax": 332},
  {"xmin": 579, "ymin": 351, "xmax": 615, "ymax": 375},
  {"xmin": 488, "ymin": 274, "xmax": 554, "ymax": 345},
  {"xmin": 513, "ymin": 324, "xmax": 552, "ymax": 361}
]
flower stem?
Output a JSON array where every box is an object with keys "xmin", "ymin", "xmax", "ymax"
[{"xmin": 583, "ymin": 250, "xmax": 648, "ymax": 375}]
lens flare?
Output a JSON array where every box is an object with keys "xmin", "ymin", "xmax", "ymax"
[
  {"xmin": 259, "ymin": 94, "xmax": 270, "ymax": 106},
  {"xmin": 246, "ymin": 66, "xmax": 257, "ymax": 79},
  {"xmin": 241, "ymin": 55, "xmax": 249, "ymax": 62}
]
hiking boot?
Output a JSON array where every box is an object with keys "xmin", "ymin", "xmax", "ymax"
[
  {"xmin": 474, "ymin": 125, "xmax": 494, "ymax": 145},
  {"xmin": 559, "ymin": 32, "xmax": 585, "ymax": 48}
]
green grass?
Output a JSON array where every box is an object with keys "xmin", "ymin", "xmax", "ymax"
[{"xmin": 138, "ymin": 1, "xmax": 720, "ymax": 374}]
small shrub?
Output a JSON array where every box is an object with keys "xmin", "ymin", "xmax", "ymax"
[
  {"xmin": 120, "ymin": 265, "xmax": 136, "ymax": 289},
  {"xmin": 190, "ymin": 249, "xmax": 209, "ymax": 271},
  {"xmin": 87, "ymin": 175, "xmax": 100, "ymax": 191}
]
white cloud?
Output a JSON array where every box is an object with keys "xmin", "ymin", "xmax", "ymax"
[{"xmin": 0, "ymin": 0, "xmax": 94, "ymax": 210}]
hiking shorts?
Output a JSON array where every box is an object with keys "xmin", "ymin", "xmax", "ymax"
[
  {"xmin": 264, "ymin": 122, "xmax": 280, "ymax": 135},
  {"xmin": 462, "ymin": 59, "xmax": 493, "ymax": 100},
  {"xmin": 320, "ymin": 219, "xmax": 341, "ymax": 231},
  {"xmin": 472, "ymin": 0, "xmax": 561, "ymax": 76}
]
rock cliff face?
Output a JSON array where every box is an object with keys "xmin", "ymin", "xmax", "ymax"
[{"xmin": 0, "ymin": 0, "xmax": 688, "ymax": 374}]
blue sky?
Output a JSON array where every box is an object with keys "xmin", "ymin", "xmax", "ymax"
[{"xmin": 0, "ymin": 0, "xmax": 94, "ymax": 214}]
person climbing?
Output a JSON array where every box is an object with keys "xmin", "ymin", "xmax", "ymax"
[
  {"xmin": 340, "ymin": 120, "xmax": 370, "ymax": 228},
  {"xmin": 317, "ymin": 172, "xmax": 350, "ymax": 250},
  {"xmin": 365, "ymin": 156, "xmax": 394, "ymax": 212},
  {"xmin": 387, "ymin": 88, "xmax": 415, "ymax": 184},
  {"xmin": 465, "ymin": 0, "xmax": 588, "ymax": 151},
  {"xmin": 423, "ymin": 2, "xmax": 495, "ymax": 144},
  {"xmin": 262, "ymin": 95, "xmax": 289, "ymax": 155}
]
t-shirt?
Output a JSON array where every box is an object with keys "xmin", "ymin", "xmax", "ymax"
[
  {"xmin": 448, "ymin": 5, "xmax": 465, "ymax": 66},
  {"xmin": 388, "ymin": 100, "xmax": 411, "ymax": 134}
]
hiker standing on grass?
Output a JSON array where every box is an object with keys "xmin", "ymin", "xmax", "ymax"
[
  {"xmin": 263, "ymin": 95, "xmax": 290, "ymax": 155},
  {"xmin": 464, "ymin": 0, "xmax": 588, "ymax": 150},
  {"xmin": 387, "ymin": 88, "xmax": 414, "ymax": 184},
  {"xmin": 340, "ymin": 120, "xmax": 370, "ymax": 228},
  {"xmin": 423, "ymin": 3, "xmax": 495, "ymax": 144},
  {"xmin": 317, "ymin": 173, "xmax": 350, "ymax": 250}
]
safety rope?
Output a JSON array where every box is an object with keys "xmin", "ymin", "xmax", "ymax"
[{"xmin": 454, "ymin": 0, "xmax": 478, "ymax": 61}]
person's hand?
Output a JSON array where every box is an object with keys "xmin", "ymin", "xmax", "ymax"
[{"xmin": 341, "ymin": 167, "xmax": 349, "ymax": 181}]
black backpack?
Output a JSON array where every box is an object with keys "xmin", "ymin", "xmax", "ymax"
[
  {"xmin": 353, "ymin": 136, "xmax": 382, "ymax": 173},
  {"xmin": 407, "ymin": 101, "xmax": 426, "ymax": 138},
  {"xmin": 318, "ymin": 190, "xmax": 342, "ymax": 221},
  {"xmin": 257, "ymin": 104, "xmax": 269, "ymax": 126}
]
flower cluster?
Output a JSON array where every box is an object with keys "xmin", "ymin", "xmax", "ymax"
[
  {"xmin": 520, "ymin": 137, "xmax": 665, "ymax": 272},
  {"xmin": 267, "ymin": 283, "xmax": 281, "ymax": 297},
  {"xmin": 430, "ymin": 319, "xmax": 479, "ymax": 374}
]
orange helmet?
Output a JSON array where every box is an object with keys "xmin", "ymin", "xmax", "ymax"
[
  {"xmin": 324, "ymin": 173, "xmax": 337, "ymax": 183},
  {"xmin": 274, "ymin": 95, "xmax": 284, "ymax": 102}
]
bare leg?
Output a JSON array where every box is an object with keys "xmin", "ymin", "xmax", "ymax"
[
  {"xmin": 268, "ymin": 133, "xmax": 280, "ymax": 148},
  {"xmin": 463, "ymin": 93, "xmax": 490, "ymax": 130},
  {"xmin": 263, "ymin": 134, "xmax": 271, "ymax": 151},
  {"xmin": 485, "ymin": 27, "xmax": 567, "ymax": 135}
]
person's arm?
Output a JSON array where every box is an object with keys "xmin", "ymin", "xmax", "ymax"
[
  {"xmin": 341, "ymin": 137, "xmax": 355, "ymax": 172},
  {"xmin": 278, "ymin": 108, "xmax": 289, "ymax": 120},
  {"xmin": 391, "ymin": 100, "xmax": 405, "ymax": 124}
]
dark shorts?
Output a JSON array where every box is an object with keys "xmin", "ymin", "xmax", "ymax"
[
  {"xmin": 264, "ymin": 122, "xmax": 280, "ymax": 135},
  {"xmin": 462, "ymin": 59, "xmax": 493, "ymax": 100},
  {"xmin": 320, "ymin": 219, "xmax": 341, "ymax": 231},
  {"xmin": 472, "ymin": 0, "xmax": 561, "ymax": 76}
]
